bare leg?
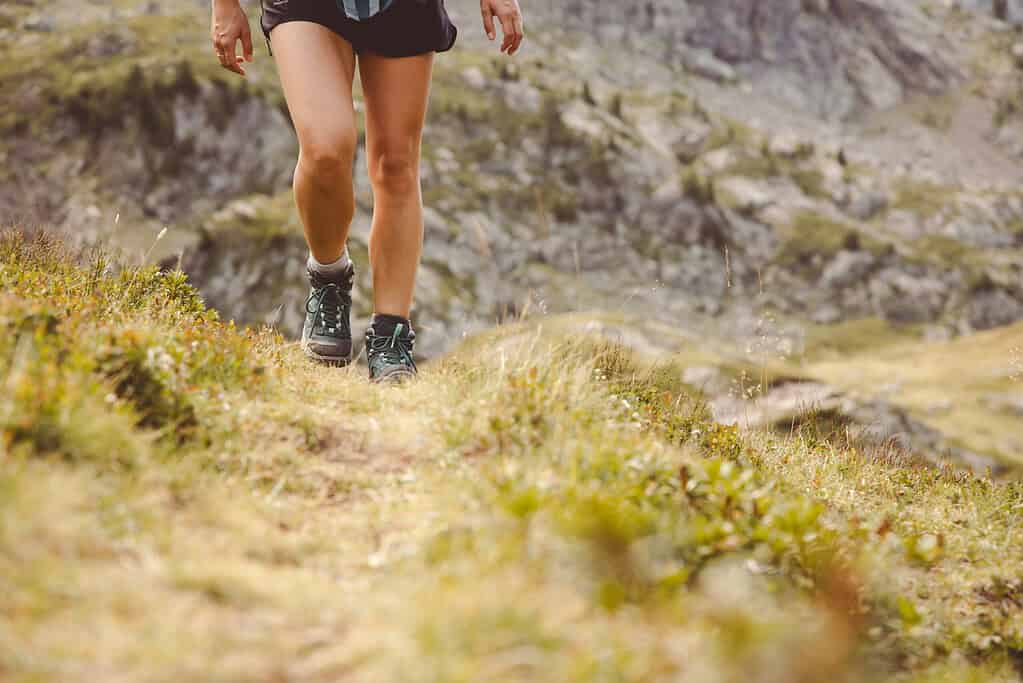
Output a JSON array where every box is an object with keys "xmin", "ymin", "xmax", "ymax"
[
  {"xmin": 358, "ymin": 52, "xmax": 434, "ymax": 319},
  {"xmin": 270, "ymin": 22, "xmax": 358, "ymax": 264}
]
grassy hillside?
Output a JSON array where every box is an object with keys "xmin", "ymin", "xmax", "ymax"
[
  {"xmin": 2, "ymin": 0, "xmax": 1021, "ymax": 478},
  {"xmin": 2, "ymin": 230, "xmax": 1022, "ymax": 681}
]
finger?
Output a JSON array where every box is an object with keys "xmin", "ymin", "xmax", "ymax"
[
  {"xmin": 224, "ymin": 36, "xmax": 246, "ymax": 75},
  {"xmin": 499, "ymin": 13, "xmax": 515, "ymax": 52},
  {"xmin": 225, "ymin": 35, "xmax": 239, "ymax": 67},
  {"xmin": 242, "ymin": 26, "xmax": 254, "ymax": 62},
  {"xmin": 214, "ymin": 35, "xmax": 228, "ymax": 60},
  {"xmin": 509, "ymin": 15, "xmax": 524, "ymax": 55},
  {"xmin": 216, "ymin": 38, "xmax": 244, "ymax": 75},
  {"xmin": 480, "ymin": 2, "xmax": 496, "ymax": 40},
  {"xmin": 214, "ymin": 39, "xmax": 229, "ymax": 66},
  {"xmin": 215, "ymin": 42, "xmax": 230, "ymax": 69}
]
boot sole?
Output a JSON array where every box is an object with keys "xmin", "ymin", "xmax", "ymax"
[
  {"xmin": 302, "ymin": 345, "xmax": 353, "ymax": 367},
  {"xmin": 370, "ymin": 368, "xmax": 417, "ymax": 384}
]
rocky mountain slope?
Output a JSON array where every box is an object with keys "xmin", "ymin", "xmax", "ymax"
[{"xmin": 1, "ymin": 0, "xmax": 1021, "ymax": 465}]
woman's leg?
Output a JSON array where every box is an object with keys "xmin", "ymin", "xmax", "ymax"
[
  {"xmin": 270, "ymin": 22, "xmax": 358, "ymax": 264},
  {"xmin": 358, "ymin": 52, "xmax": 434, "ymax": 319}
]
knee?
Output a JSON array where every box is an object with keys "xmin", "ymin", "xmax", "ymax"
[
  {"xmin": 369, "ymin": 149, "xmax": 420, "ymax": 196},
  {"xmin": 300, "ymin": 131, "xmax": 357, "ymax": 180}
]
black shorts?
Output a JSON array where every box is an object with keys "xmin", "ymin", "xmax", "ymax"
[{"xmin": 261, "ymin": 0, "xmax": 458, "ymax": 58}]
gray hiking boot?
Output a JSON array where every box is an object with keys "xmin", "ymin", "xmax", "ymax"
[
  {"xmin": 365, "ymin": 322, "xmax": 418, "ymax": 384},
  {"xmin": 302, "ymin": 262, "xmax": 355, "ymax": 366}
]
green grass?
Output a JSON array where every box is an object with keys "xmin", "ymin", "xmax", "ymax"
[
  {"xmin": 203, "ymin": 192, "xmax": 302, "ymax": 244},
  {"xmin": 2, "ymin": 230, "xmax": 1022, "ymax": 681},
  {"xmin": 801, "ymin": 318, "xmax": 924, "ymax": 360},
  {"xmin": 0, "ymin": 231, "xmax": 268, "ymax": 460},
  {"xmin": 694, "ymin": 129, "xmax": 831, "ymax": 207},
  {"xmin": 890, "ymin": 179, "xmax": 956, "ymax": 221},
  {"xmin": 0, "ymin": 10, "xmax": 274, "ymax": 137},
  {"xmin": 775, "ymin": 211, "xmax": 890, "ymax": 270}
]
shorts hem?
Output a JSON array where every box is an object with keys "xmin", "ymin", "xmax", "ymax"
[{"xmin": 262, "ymin": 2, "xmax": 458, "ymax": 58}]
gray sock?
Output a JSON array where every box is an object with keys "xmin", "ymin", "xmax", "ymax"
[{"xmin": 307, "ymin": 247, "xmax": 351, "ymax": 275}]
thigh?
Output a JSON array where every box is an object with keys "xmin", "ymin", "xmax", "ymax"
[
  {"xmin": 270, "ymin": 22, "xmax": 358, "ymax": 149},
  {"xmin": 358, "ymin": 53, "xmax": 434, "ymax": 162}
]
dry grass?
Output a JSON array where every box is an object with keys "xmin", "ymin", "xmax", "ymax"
[
  {"xmin": 805, "ymin": 321, "xmax": 1023, "ymax": 464},
  {"xmin": 1, "ymin": 231, "xmax": 1022, "ymax": 682}
]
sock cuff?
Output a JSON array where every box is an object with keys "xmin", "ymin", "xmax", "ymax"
[
  {"xmin": 373, "ymin": 313, "xmax": 410, "ymax": 323},
  {"xmin": 371, "ymin": 313, "xmax": 412, "ymax": 336},
  {"xmin": 308, "ymin": 247, "xmax": 351, "ymax": 274}
]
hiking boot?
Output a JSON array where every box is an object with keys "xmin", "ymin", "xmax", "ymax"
[
  {"xmin": 365, "ymin": 322, "xmax": 418, "ymax": 384},
  {"xmin": 302, "ymin": 262, "xmax": 355, "ymax": 366}
]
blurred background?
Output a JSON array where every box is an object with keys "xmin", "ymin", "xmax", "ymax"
[{"xmin": 2, "ymin": 0, "xmax": 1021, "ymax": 468}]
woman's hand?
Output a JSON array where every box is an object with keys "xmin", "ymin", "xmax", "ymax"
[
  {"xmin": 480, "ymin": 0, "xmax": 524, "ymax": 55},
  {"xmin": 211, "ymin": 0, "xmax": 254, "ymax": 76}
]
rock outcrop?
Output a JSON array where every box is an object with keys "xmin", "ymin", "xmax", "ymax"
[{"xmin": 520, "ymin": 0, "xmax": 959, "ymax": 119}]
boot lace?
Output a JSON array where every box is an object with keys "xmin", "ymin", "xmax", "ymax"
[
  {"xmin": 368, "ymin": 324, "xmax": 417, "ymax": 371},
  {"xmin": 305, "ymin": 284, "xmax": 348, "ymax": 335}
]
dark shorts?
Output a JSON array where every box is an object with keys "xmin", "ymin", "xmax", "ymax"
[{"xmin": 261, "ymin": 0, "xmax": 458, "ymax": 58}]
